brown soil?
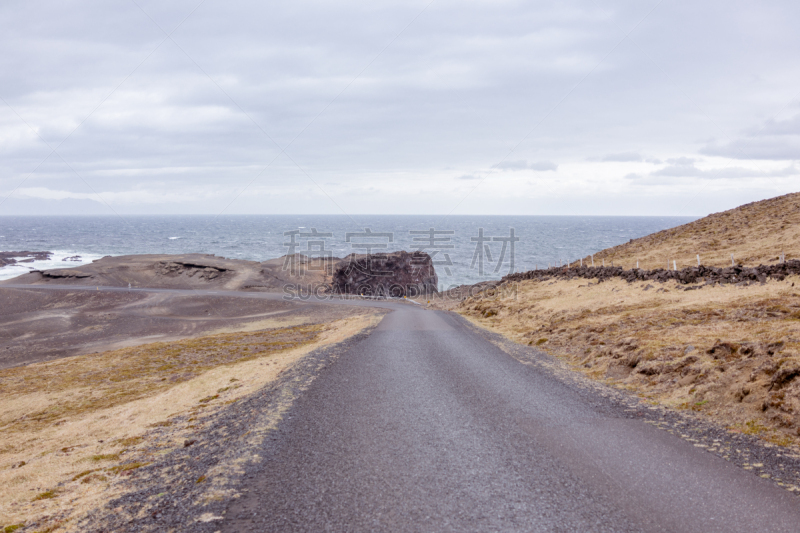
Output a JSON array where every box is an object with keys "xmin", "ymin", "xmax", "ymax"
[
  {"xmin": 2, "ymin": 253, "xmax": 339, "ymax": 292},
  {"xmin": 0, "ymin": 287, "xmax": 358, "ymax": 369}
]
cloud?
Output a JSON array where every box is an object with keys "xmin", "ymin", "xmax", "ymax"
[
  {"xmin": 701, "ymin": 138, "xmax": 800, "ymax": 160},
  {"xmin": 14, "ymin": 187, "xmax": 95, "ymax": 201},
  {"xmin": 665, "ymin": 157, "xmax": 697, "ymax": 165},
  {"xmin": 12, "ymin": 186, "xmax": 219, "ymax": 204},
  {"xmin": 700, "ymin": 114, "xmax": 800, "ymax": 160},
  {"xmin": 586, "ymin": 153, "xmax": 661, "ymax": 163},
  {"xmin": 2, "ymin": 1, "xmax": 800, "ymax": 214},
  {"xmin": 601, "ymin": 152, "xmax": 643, "ymax": 162},
  {"xmin": 629, "ymin": 162, "xmax": 799, "ymax": 180},
  {"xmin": 492, "ymin": 160, "xmax": 557, "ymax": 171},
  {"xmin": 528, "ymin": 160, "xmax": 558, "ymax": 171},
  {"xmin": 492, "ymin": 160, "xmax": 529, "ymax": 170},
  {"xmin": 651, "ymin": 158, "xmax": 698, "ymax": 177}
]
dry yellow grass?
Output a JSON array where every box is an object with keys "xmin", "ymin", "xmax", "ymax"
[
  {"xmin": 455, "ymin": 275, "xmax": 800, "ymax": 446},
  {"xmin": 1, "ymin": 326, "xmax": 321, "ymax": 436},
  {"xmin": 0, "ymin": 311, "xmax": 382, "ymax": 532},
  {"xmin": 589, "ymin": 191, "xmax": 800, "ymax": 269}
]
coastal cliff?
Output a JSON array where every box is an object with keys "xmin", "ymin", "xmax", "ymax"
[
  {"xmin": 331, "ymin": 251, "xmax": 438, "ymax": 297},
  {"xmin": 1, "ymin": 250, "xmax": 439, "ymax": 296}
]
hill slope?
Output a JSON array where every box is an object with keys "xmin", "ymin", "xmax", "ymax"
[
  {"xmin": 590, "ymin": 192, "xmax": 800, "ymax": 269},
  {"xmin": 441, "ymin": 192, "xmax": 800, "ymax": 451}
]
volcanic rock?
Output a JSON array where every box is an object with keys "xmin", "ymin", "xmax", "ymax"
[
  {"xmin": 501, "ymin": 259, "xmax": 800, "ymax": 287},
  {"xmin": 0, "ymin": 251, "xmax": 51, "ymax": 268},
  {"xmin": 332, "ymin": 251, "xmax": 438, "ymax": 297}
]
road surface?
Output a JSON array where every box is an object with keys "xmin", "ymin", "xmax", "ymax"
[{"xmin": 5, "ymin": 283, "xmax": 800, "ymax": 532}]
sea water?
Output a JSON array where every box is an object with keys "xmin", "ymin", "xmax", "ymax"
[{"xmin": 0, "ymin": 215, "xmax": 696, "ymax": 289}]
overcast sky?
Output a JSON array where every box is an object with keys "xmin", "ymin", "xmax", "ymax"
[{"xmin": 1, "ymin": 0, "xmax": 799, "ymax": 216}]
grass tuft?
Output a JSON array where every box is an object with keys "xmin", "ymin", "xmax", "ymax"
[
  {"xmin": 71, "ymin": 469, "xmax": 99, "ymax": 481},
  {"xmin": 32, "ymin": 490, "xmax": 57, "ymax": 501},
  {"xmin": 89, "ymin": 453, "xmax": 120, "ymax": 462},
  {"xmin": 107, "ymin": 462, "xmax": 150, "ymax": 475},
  {"xmin": 115, "ymin": 436, "xmax": 144, "ymax": 447},
  {"xmin": 743, "ymin": 420, "xmax": 768, "ymax": 436},
  {"xmin": 80, "ymin": 473, "xmax": 108, "ymax": 484}
]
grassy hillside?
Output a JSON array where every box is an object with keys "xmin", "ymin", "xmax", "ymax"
[
  {"xmin": 438, "ymin": 192, "xmax": 800, "ymax": 451},
  {"xmin": 453, "ymin": 276, "xmax": 800, "ymax": 447},
  {"xmin": 590, "ymin": 192, "xmax": 800, "ymax": 269}
]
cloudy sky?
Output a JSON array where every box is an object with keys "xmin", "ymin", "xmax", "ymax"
[{"xmin": 1, "ymin": 0, "xmax": 799, "ymax": 216}]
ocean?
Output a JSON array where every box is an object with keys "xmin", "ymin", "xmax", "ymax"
[{"xmin": 0, "ymin": 215, "xmax": 697, "ymax": 289}]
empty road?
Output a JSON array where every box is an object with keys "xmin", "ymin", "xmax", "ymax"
[
  {"xmin": 221, "ymin": 302, "xmax": 800, "ymax": 532},
  {"xmin": 5, "ymin": 284, "xmax": 800, "ymax": 532}
]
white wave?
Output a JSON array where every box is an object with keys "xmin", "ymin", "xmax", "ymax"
[{"xmin": 0, "ymin": 250, "xmax": 107, "ymax": 281}]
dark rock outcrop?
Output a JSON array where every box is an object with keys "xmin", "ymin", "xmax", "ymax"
[
  {"xmin": 500, "ymin": 259, "xmax": 800, "ymax": 287},
  {"xmin": 40, "ymin": 269, "xmax": 93, "ymax": 279},
  {"xmin": 331, "ymin": 251, "xmax": 438, "ymax": 297},
  {"xmin": 154, "ymin": 261, "xmax": 230, "ymax": 281},
  {"xmin": 0, "ymin": 251, "xmax": 51, "ymax": 268}
]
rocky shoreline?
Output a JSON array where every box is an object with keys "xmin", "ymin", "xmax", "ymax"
[
  {"xmin": 3, "ymin": 251, "xmax": 439, "ymax": 298},
  {"xmin": 0, "ymin": 251, "xmax": 52, "ymax": 268}
]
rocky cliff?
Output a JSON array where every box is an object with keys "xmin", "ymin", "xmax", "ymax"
[
  {"xmin": 3, "ymin": 251, "xmax": 439, "ymax": 297},
  {"xmin": 331, "ymin": 251, "xmax": 438, "ymax": 297}
]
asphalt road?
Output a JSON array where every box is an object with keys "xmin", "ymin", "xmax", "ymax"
[
  {"xmin": 6, "ymin": 284, "xmax": 800, "ymax": 531},
  {"xmin": 221, "ymin": 302, "xmax": 800, "ymax": 532}
]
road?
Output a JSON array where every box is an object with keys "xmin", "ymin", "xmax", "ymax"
[{"xmin": 6, "ymin": 284, "xmax": 800, "ymax": 531}]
